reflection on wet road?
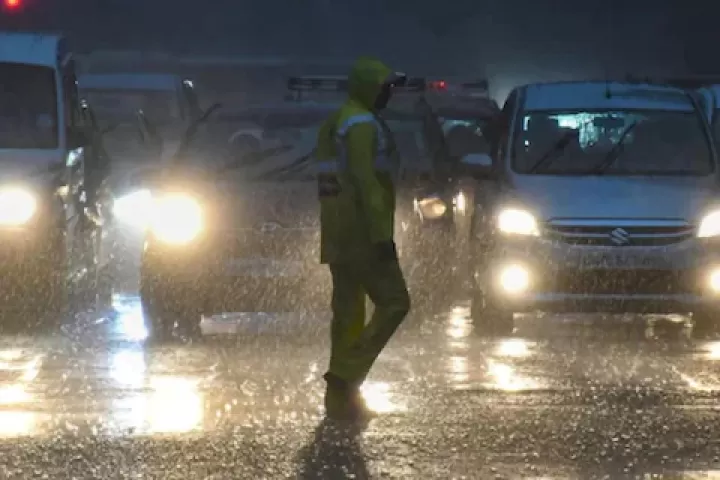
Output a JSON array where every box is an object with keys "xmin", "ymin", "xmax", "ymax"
[{"xmin": 3, "ymin": 296, "xmax": 720, "ymax": 478}]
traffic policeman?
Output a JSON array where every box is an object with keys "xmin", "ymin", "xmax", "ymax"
[{"xmin": 314, "ymin": 56, "xmax": 411, "ymax": 420}]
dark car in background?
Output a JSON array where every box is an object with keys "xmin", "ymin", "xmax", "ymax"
[{"xmin": 137, "ymin": 76, "xmax": 499, "ymax": 337}]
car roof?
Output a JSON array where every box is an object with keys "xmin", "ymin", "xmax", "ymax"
[
  {"xmin": 77, "ymin": 73, "xmax": 182, "ymax": 91},
  {"xmin": 0, "ymin": 33, "xmax": 63, "ymax": 67},
  {"xmin": 214, "ymin": 101, "xmax": 340, "ymax": 122},
  {"xmin": 518, "ymin": 81, "xmax": 695, "ymax": 112}
]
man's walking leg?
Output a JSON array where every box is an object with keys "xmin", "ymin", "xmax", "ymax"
[
  {"xmin": 331, "ymin": 258, "xmax": 411, "ymax": 387},
  {"xmin": 325, "ymin": 263, "xmax": 366, "ymax": 418}
]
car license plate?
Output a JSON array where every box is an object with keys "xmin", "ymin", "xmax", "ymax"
[
  {"xmin": 225, "ymin": 258, "xmax": 303, "ymax": 277},
  {"xmin": 576, "ymin": 251, "xmax": 667, "ymax": 270}
]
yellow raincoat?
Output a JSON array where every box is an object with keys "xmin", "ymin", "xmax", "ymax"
[{"xmin": 315, "ymin": 56, "xmax": 411, "ymax": 401}]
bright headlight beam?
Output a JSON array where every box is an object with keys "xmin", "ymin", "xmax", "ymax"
[
  {"xmin": 416, "ymin": 196, "xmax": 447, "ymax": 220},
  {"xmin": 497, "ymin": 208, "xmax": 539, "ymax": 236},
  {"xmin": 113, "ymin": 189, "xmax": 152, "ymax": 229},
  {"xmin": 0, "ymin": 187, "xmax": 36, "ymax": 226},
  {"xmin": 698, "ymin": 211, "xmax": 720, "ymax": 238},
  {"xmin": 454, "ymin": 191, "xmax": 467, "ymax": 214},
  {"xmin": 498, "ymin": 264, "xmax": 530, "ymax": 294},
  {"xmin": 709, "ymin": 268, "xmax": 720, "ymax": 292},
  {"xmin": 149, "ymin": 193, "xmax": 203, "ymax": 245}
]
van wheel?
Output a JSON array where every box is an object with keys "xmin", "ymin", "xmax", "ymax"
[
  {"xmin": 692, "ymin": 310, "xmax": 720, "ymax": 338},
  {"xmin": 470, "ymin": 290, "xmax": 514, "ymax": 336},
  {"xmin": 0, "ymin": 258, "xmax": 69, "ymax": 335}
]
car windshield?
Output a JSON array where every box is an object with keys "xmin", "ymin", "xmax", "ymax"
[
  {"xmin": 512, "ymin": 110, "xmax": 712, "ymax": 175},
  {"xmin": 0, "ymin": 62, "xmax": 58, "ymax": 149},
  {"xmin": 441, "ymin": 118, "xmax": 491, "ymax": 157},
  {"xmin": 82, "ymin": 89, "xmax": 180, "ymax": 126},
  {"xmin": 189, "ymin": 109, "xmax": 428, "ymax": 180}
]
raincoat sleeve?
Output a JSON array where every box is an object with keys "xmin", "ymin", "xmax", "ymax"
[{"xmin": 345, "ymin": 122, "xmax": 393, "ymax": 244}]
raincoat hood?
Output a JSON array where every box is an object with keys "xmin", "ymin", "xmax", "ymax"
[{"xmin": 347, "ymin": 56, "xmax": 393, "ymax": 110}]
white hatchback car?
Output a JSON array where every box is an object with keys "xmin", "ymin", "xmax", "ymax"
[{"xmin": 464, "ymin": 80, "xmax": 720, "ymax": 336}]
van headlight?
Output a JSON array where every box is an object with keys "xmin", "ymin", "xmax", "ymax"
[
  {"xmin": 497, "ymin": 208, "xmax": 539, "ymax": 236},
  {"xmin": 698, "ymin": 211, "xmax": 720, "ymax": 238},
  {"xmin": 415, "ymin": 195, "xmax": 447, "ymax": 219},
  {"xmin": 0, "ymin": 187, "xmax": 37, "ymax": 226},
  {"xmin": 113, "ymin": 189, "xmax": 152, "ymax": 229},
  {"xmin": 149, "ymin": 193, "xmax": 203, "ymax": 245}
]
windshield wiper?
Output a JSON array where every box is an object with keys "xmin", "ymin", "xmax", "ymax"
[
  {"xmin": 255, "ymin": 152, "xmax": 313, "ymax": 180},
  {"xmin": 527, "ymin": 131, "xmax": 575, "ymax": 173},
  {"xmin": 589, "ymin": 121, "xmax": 638, "ymax": 175}
]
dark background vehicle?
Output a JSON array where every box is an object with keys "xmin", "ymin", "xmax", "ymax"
[
  {"xmin": 136, "ymin": 76, "xmax": 499, "ymax": 337},
  {"xmin": 80, "ymin": 76, "xmax": 203, "ymax": 294}
]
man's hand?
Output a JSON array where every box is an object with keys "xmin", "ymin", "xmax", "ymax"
[{"xmin": 374, "ymin": 240, "xmax": 398, "ymax": 263}]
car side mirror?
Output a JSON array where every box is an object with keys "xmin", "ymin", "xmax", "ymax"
[{"xmin": 460, "ymin": 153, "xmax": 494, "ymax": 178}]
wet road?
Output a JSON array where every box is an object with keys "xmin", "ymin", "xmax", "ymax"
[{"xmin": 2, "ymin": 297, "xmax": 720, "ymax": 478}]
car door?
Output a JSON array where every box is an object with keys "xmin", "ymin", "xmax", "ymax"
[{"xmin": 62, "ymin": 60, "xmax": 92, "ymax": 285}]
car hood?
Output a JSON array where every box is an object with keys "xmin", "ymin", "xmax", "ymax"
[
  {"xmin": 509, "ymin": 175, "xmax": 720, "ymax": 223},
  {"xmin": 210, "ymin": 176, "xmax": 319, "ymax": 230}
]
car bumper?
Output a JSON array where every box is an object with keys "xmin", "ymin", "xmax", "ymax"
[
  {"xmin": 141, "ymin": 234, "xmax": 329, "ymax": 314},
  {"xmin": 475, "ymin": 236, "xmax": 720, "ymax": 314}
]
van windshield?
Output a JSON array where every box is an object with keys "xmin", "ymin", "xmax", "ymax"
[
  {"xmin": 512, "ymin": 110, "xmax": 712, "ymax": 175},
  {"xmin": 0, "ymin": 63, "xmax": 58, "ymax": 149}
]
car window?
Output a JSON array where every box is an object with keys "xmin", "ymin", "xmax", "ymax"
[{"xmin": 512, "ymin": 110, "xmax": 712, "ymax": 175}]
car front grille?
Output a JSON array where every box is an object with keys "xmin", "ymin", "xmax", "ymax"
[{"xmin": 545, "ymin": 221, "xmax": 694, "ymax": 247}]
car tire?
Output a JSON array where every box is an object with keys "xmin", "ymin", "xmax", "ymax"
[
  {"xmin": 470, "ymin": 289, "xmax": 514, "ymax": 336},
  {"xmin": 140, "ymin": 276, "xmax": 202, "ymax": 342},
  {"xmin": 691, "ymin": 310, "xmax": 720, "ymax": 338}
]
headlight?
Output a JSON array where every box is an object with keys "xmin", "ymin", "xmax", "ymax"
[
  {"xmin": 454, "ymin": 191, "xmax": 467, "ymax": 215},
  {"xmin": 149, "ymin": 193, "xmax": 203, "ymax": 245},
  {"xmin": 497, "ymin": 208, "xmax": 539, "ymax": 236},
  {"xmin": 698, "ymin": 210, "xmax": 720, "ymax": 237},
  {"xmin": 415, "ymin": 195, "xmax": 447, "ymax": 219},
  {"xmin": 0, "ymin": 187, "xmax": 36, "ymax": 226},
  {"xmin": 113, "ymin": 189, "xmax": 152, "ymax": 229}
]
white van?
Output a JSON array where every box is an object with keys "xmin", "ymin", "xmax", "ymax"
[
  {"xmin": 0, "ymin": 32, "xmax": 109, "ymax": 328},
  {"xmin": 464, "ymin": 81, "xmax": 720, "ymax": 336}
]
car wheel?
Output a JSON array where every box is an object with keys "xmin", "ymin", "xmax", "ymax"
[
  {"xmin": 691, "ymin": 310, "xmax": 720, "ymax": 338},
  {"xmin": 140, "ymin": 276, "xmax": 202, "ymax": 343},
  {"xmin": 470, "ymin": 289, "xmax": 514, "ymax": 336}
]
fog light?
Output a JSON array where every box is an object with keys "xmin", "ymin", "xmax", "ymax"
[
  {"xmin": 498, "ymin": 264, "xmax": 530, "ymax": 294},
  {"xmin": 709, "ymin": 268, "xmax": 720, "ymax": 292}
]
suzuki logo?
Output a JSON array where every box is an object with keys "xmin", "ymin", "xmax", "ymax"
[
  {"xmin": 259, "ymin": 222, "xmax": 282, "ymax": 233},
  {"xmin": 609, "ymin": 228, "xmax": 630, "ymax": 245}
]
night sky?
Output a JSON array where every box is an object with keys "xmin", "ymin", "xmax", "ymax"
[{"xmin": 0, "ymin": 0, "xmax": 715, "ymax": 98}]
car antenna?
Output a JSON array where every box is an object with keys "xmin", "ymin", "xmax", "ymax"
[
  {"xmin": 604, "ymin": 71, "xmax": 612, "ymax": 99},
  {"xmin": 603, "ymin": 4, "xmax": 613, "ymax": 99}
]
